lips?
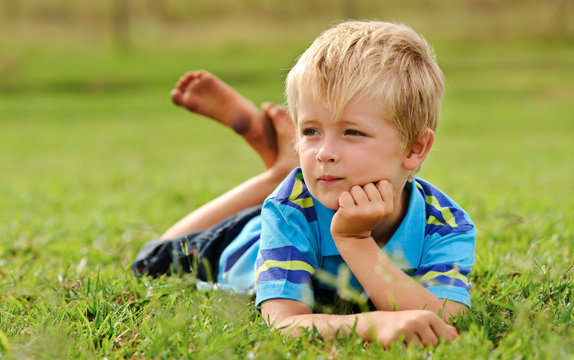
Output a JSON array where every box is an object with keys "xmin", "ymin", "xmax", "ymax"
[{"xmin": 317, "ymin": 174, "xmax": 343, "ymax": 185}]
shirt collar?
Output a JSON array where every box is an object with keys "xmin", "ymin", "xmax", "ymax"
[{"xmin": 384, "ymin": 180, "xmax": 424, "ymax": 270}]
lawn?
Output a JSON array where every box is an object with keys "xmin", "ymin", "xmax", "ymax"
[{"xmin": 1, "ymin": 4, "xmax": 573, "ymax": 359}]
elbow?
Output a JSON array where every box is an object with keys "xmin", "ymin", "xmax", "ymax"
[
  {"xmin": 277, "ymin": 321, "xmax": 303, "ymax": 336},
  {"xmin": 261, "ymin": 298, "xmax": 313, "ymax": 335},
  {"xmin": 264, "ymin": 315, "xmax": 306, "ymax": 337},
  {"xmin": 441, "ymin": 301, "xmax": 468, "ymax": 323}
]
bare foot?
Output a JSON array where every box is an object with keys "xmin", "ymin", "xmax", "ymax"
[
  {"xmin": 171, "ymin": 70, "xmax": 277, "ymax": 169},
  {"xmin": 262, "ymin": 103, "xmax": 299, "ymax": 177}
]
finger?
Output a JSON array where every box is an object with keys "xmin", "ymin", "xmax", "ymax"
[
  {"xmin": 349, "ymin": 185, "xmax": 369, "ymax": 205},
  {"xmin": 417, "ymin": 326, "xmax": 439, "ymax": 348},
  {"xmin": 374, "ymin": 181, "xmax": 395, "ymax": 217},
  {"xmin": 375, "ymin": 180, "xmax": 394, "ymax": 202},
  {"xmin": 403, "ymin": 332, "xmax": 422, "ymax": 348},
  {"xmin": 363, "ymin": 182, "xmax": 383, "ymax": 203},
  {"xmin": 446, "ymin": 324, "xmax": 459, "ymax": 341},
  {"xmin": 338, "ymin": 191, "xmax": 355, "ymax": 209},
  {"xmin": 429, "ymin": 316, "xmax": 457, "ymax": 343}
]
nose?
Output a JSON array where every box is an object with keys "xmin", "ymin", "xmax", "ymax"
[{"xmin": 316, "ymin": 138, "xmax": 339, "ymax": 163}]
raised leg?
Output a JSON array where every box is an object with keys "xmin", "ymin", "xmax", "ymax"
[
  {"xmin": 170, "ymin": 70, "xmax": 278, "ymax": 168},
  {"xmin": 161, "ymin": 102, "xmax": 298, "ymax": 239}
]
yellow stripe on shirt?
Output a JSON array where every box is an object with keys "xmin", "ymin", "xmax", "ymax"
[
  {"xmin": 255, "ymin": 259, "xmax": 315, "ymax": 278},
  {"xmin": 427, "ymin": 215, "xmax": 446, "ymax": 227},
  {"xmin": 425, "ymin": 194, "xmax": 457, "ymax": 228},
  {"xmin": 419, "ymin": 269, "xmax": 470, "ymax": 287},
  {"xmin": 289, "ymin": 177, "xmax": 314, "ymax": 209}
]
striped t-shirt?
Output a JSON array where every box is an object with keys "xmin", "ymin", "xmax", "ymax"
[{"xmin": 216, "ymin": 167, "xmax": 476, "ymax": 309}]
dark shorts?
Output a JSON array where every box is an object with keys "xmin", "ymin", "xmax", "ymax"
[{"xmin": 132, "ymin": 205, "xmax": 262, "ymax": 281}]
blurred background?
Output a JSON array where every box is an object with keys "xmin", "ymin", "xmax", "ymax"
[
  {"xmin": 0, "ymin": 0, "xmax": 573, "ymax": 266},
  {"xmin": 1, "ymin": 0, "xmax": 572, "ymax": 95}
]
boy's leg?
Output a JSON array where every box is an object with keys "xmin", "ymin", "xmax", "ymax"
[
  {"xmin": 161, "ymin": 102, "xmax": 298, "ymax": 239},
  {"xmin": 133, "ymin": 205, "xmax": 262, "ymax": 279},
  {"xmin": 171, "ymin": 70, "xmax": 277, "ymax": 169}
]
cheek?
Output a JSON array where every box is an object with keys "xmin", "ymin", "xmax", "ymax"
[
  {"xmin": 297, "ymin": 143, "xmax": 315, "ymax": 163},
  {"xmin": 294, "ymin": 135, "xmax": 301, "ymax": 150},
  {"xmin": 295, "ymin": 138, "xmax": 308, "ymax": 159},
  {"xmin": 346, "ymin": 151, "xmax": 375, "ymax": 173},
  {"xmin": 349, "ymin": 153, "xmax": 396, "ymax": 183}
]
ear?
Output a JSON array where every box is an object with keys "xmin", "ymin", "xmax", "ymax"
[{"xmin": 403, "ymin": 128, "xmax": 435, "ymax": 171}]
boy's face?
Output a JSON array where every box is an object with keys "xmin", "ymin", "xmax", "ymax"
[{"xmin": 296, "ymin": 94, "xmax": 410, "ymax": 210}]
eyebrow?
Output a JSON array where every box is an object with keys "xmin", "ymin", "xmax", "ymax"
[{"xmin": 297, "ymin": 118, "xmax": 321, "ymax": 126}]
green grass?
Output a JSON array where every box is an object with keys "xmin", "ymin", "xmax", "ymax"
[{"xmin": 1, "ymin": 8, "xmax": 574, "ymax": 359}]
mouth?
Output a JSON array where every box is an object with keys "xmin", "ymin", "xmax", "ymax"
[{"xmin": 317, "ymin": 174, "xmax": 343, "ymax": 186}]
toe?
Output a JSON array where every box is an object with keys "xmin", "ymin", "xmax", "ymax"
[
  {"xmin": 273, "ymin": 105, "xmax": 289, "ymax": 118},
  {"xmin": 177, "ymin": 71, "xmax": 196, "ymax": 91},
  {"xmin": 266, "ymin": 103, "xmax": 289, "ymax": 118},
  {"xmin": 266, "ymin": 104, "xmax": 292, "ymax": 132},
  {"xmin": 261, "ymin": 102, "xmax": 272, "ymax": 112},
  {"xmin": 171, "ymin": 89, "xmax": 182, "ymax": 105}
]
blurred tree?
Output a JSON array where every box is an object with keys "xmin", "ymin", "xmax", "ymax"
[
  {"xmin": 3, "ymin": 0, "xmax": 19, "ymax": 19},
  {"xmin": 147, "ymin": 0, "xmax": 171, "ymax": 22},
  {"xmin": 466, "ymin": 0, "xmax": 495, "ymax": 8},
  {"xmin": 113, "ymin": 0, "xmax": 130, "ymax": 52},
  {"xmin": 553, "ymin": 0, "xmax": 574, "ymax": 33}
]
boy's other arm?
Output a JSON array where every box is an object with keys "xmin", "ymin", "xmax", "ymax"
[
  {"xmin": 261, "ymin": 298, "xmax": 458, "ymax": 348},
  {"xmin": 331, "ymin": 181, "xmax": 467, "ymax": 321},
  {"xmin": 335, "ymin": 237, "xmax": 466, "ymax": 320}
]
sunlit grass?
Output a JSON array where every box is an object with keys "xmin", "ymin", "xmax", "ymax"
[{"xmin": 1, "ymin": 7, "xmax": 573, "ymax": 359}]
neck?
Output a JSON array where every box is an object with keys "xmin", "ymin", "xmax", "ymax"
[{"xmin": 371, "ymin": 182, "xmax": 410, "ymax": 247}]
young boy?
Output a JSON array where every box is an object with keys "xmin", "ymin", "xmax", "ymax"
[{"xmin": 133, "ymin": 21, "xmax": 475, "ymax": 348}]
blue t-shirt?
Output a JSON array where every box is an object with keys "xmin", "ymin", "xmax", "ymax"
[{"xmin": 215, "ymin": 168, "xmax": 475, "ymax": 309}]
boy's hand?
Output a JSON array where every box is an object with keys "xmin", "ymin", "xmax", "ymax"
[
  {"xmin": 368, "ymin": 310, "xmax": 458, "ymax": 348},
  {"xmin": 331, "ymin": 180, "xmax": 394, "ymax": 240},
  {"xmin": 262, "ymin": 300, "xmax": 458, "ymax": 349}
]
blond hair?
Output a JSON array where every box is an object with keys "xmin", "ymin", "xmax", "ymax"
[{"xmin": 286, "ymin": 21, "xmax": 444, "ymax": 151}]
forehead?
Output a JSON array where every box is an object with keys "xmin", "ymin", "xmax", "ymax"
[{"xmin": 297, "ymin": 90, "xmax": 387, "ymax": 125}]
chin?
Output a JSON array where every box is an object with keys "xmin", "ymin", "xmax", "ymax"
[{"xmin": 316, "ymin": 198, "xmax": 340, "ymax": 211}]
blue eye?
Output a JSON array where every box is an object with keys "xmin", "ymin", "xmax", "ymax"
[
  {"xmin": 302, "ymin": 128, "xmax": 318, "ymax": 136},
  {"xmin": 345, "ymin": 129, "xmax": 365, "ymax": 136}
]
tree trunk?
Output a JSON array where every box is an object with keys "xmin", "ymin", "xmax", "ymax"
[
  {"xmin": 113, "ymin": 0, "xmax": 130, "ymax": 53},
  {"xmin": 3, "ymin": 0, "xmax": 19, "ymax": 19}
]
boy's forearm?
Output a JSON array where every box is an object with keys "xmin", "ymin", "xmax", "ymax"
[
  {"xmin": 262, "ymin": 299, "xmax": 459, "ymax": 347},
  {"xmin": 270, "ymin": 308, "xmax": 460, "ymax": 347},
  {"xmin": 271, "ymin": 312, "xmax": 376, "ymax": 341},
  {"xmin": 334, "ymin": 236, "xmax": 462, "ymax": 320},
  {"xmin": 263, "ymin": 298, "xmax": 374, "ymax": 341}
]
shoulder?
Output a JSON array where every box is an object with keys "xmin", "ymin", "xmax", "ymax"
[
  {"xmin": 410, "ymin": 179, "xmax": 475, "ymax": 308},
  {"xmin": 265, "ymin": 167, "xmax": 318, "ymax": 223},
  {"xmin": 413, "ymin": 178, "xmax": 475, "ymax": 237}
]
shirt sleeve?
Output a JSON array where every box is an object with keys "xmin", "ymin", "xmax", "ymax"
[
  {"xmin": 255, "ymin": 198, "xmax": 320, "ymax": 309},
  {"xmin": 416, "ymin": 227, "xmax": 476, "ymax": 308}
]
